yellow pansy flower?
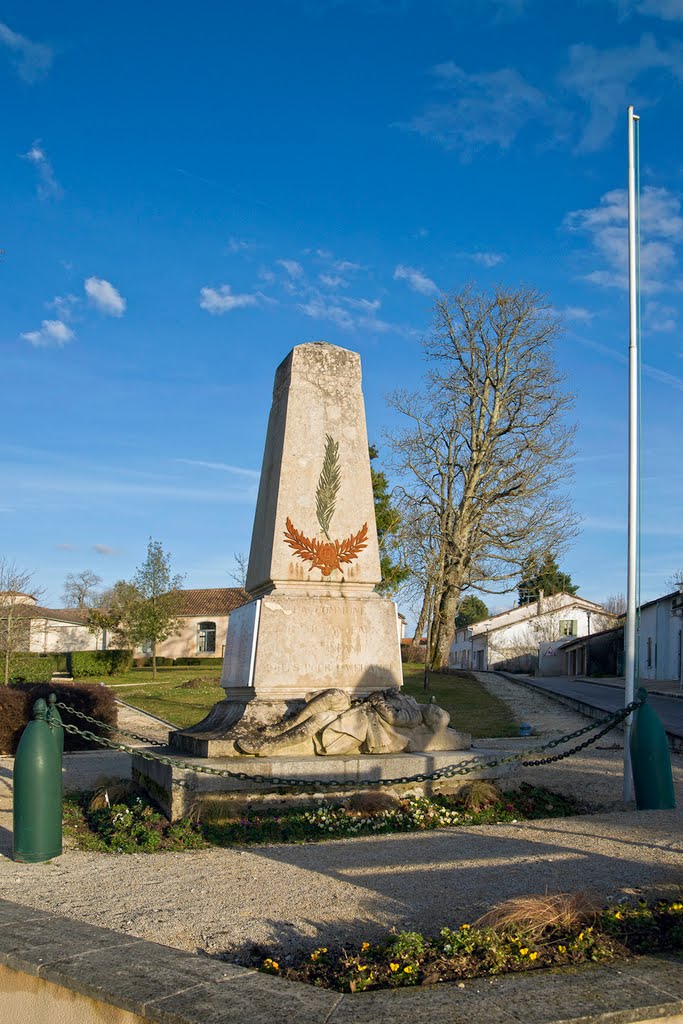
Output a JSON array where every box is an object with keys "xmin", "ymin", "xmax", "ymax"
[
  {"xmin": 390, "ymin": 963, "xmax": 399, "ymax": 972},
  {"xmin": 362, "ymin": 942, "xmax": 370, "ymax": 950},
  {"xmin": 404, "ymin": 965, "xmax": 414, "ymax": 974},
  {"xmin": 529, "ymin": 952, "xmax": 538, "ymax": 961},
  {"xmin": 519, "ymin": 948, "xmax": 529, "ymax": 956},
  {"xmin": 357, "ymin": 964, "xmax": 367, "ymax": 971},
  {"xmin": 614, "ymin": 911, "xmax": 622, "ymax": 920},
  {"xmin": 558, "ymin": 945, "xmax": 567, "ymax": 954}
]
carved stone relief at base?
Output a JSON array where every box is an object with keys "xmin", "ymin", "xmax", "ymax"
[{"xmin": 234, "ymin": 688, "xmax": 469, "ymax": 756}]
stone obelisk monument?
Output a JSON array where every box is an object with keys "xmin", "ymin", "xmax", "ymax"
[{"xmin": 174, "ymin": 342, "xmax": 405, "ymax": 754}]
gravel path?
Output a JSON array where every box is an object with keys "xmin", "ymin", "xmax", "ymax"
[{"xmin": 0, "ymin": 676, "xmax": 681, "ymax": 966}]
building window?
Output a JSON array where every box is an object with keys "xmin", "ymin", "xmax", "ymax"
[
  {"xmin": 559, "ymin": 620, "xmax": 578, "ymax": 637},
  {"xmin": 197, "ymin": 621, "xmax": 216, "ymax": 654}
]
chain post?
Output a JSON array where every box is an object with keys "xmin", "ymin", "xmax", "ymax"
[{"xmin": 13, "ymin": 698, "xmax": 63, "ymax": 863}]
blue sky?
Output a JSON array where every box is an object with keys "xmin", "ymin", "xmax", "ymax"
[{"xmin": 2, "ymin": 0, "xmax": 683, "ymax": 616}]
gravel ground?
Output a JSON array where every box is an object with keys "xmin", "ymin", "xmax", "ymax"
[{"xmin": 0, "ymin": 677, "xmax": 681, "ymax": 966}]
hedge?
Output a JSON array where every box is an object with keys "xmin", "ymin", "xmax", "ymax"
[
  {"xmin": 8, "ymin": 653, "xmax": 65, "ymax": 684},
  {"xmin": 174, "ymin": 657, "xmax": 201, "ymax": 666},
  {"xmin": 1, "ymin": 682, "xmax": 118, "ymax": 755},
  {"xmin": 69, "ymin": 650, "xmax": 133, "ymax": 677}
]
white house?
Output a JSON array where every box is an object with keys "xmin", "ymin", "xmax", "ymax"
[
  {"xmin": 448, "ymin": 592, "xmax": 614, "ymax": 674},
  {"xmin": 0, "ymin": 592, "xmax": 94, "ymax": 653},
  {"xmin": 638, "ymin": 587, "xmax": 683, "ymax": 684}
]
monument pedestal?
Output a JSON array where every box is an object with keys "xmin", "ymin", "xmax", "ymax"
[{"xmin": 134, "ymin": 742, "xmax": 495, "ymax": 822}]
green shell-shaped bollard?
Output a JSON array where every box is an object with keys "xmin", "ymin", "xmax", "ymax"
[
  {"xmin": 13, "ymin": 698, "xmax": 63, "ymax": 863},
  {"xmin": 630, "ymin": 687, "xmax": 676, "ymax": 811},
  {"xmin": 47, "ymin": 693, "xmax": 65, "ymax": 761}
]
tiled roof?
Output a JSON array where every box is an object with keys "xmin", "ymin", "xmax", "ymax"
[
  {"xmin": 174, "ymin": 588, "xmax": 249, "ymax": 616},
  {"xmin": 10, "ymin": 604, "xmax": 89, "ymax": 624}
]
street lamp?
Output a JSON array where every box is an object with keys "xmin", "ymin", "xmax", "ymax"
[{"xmin": 586, "ymin": 609, "xmax": 592, "ymax": 677}]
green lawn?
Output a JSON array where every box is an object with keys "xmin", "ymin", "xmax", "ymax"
[
  {"xmin": 97, "ymin": 663, "xmax": 518, "ymax": 737},
  {"xmin": 401, "ymin": 664, "xmax": 519, "ymax": 738}
]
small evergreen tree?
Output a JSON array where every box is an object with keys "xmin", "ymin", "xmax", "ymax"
[
  {"xmin": 518, "ymin": 551, "xmax": 578, "ymax": 605},
  {"xmin": 370, "ymin": 445, "xmax": 410, "ymax": 596},
  {"xmin": 133, "ymin": 539, "xmax": 184, "ymax": 681},
  {"xmin": 455, "ymin": 595, "xmax": 489, "ymax": 628}
]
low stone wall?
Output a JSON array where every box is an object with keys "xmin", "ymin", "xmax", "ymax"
[
  {"xmin": 1, "ymin": 898, "xmax": 682, "ymax": 1024},
  {"xmin": 132, "ymin": 746, "xmax": 512, "ymax": 820}
]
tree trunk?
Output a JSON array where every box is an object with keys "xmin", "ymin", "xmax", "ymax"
[
  {"xmin": 3, "ymin": 648, "xmax": 8, "ymax": 687},
  {"xmin": 152, "ymin": 641, "xmax": 157, "ymax": 682},
  {"xmin": 412, "ymin": 590, "xmax": 430, "ymax": 646},
  {"xmin": 430, "ymin": 583, "xmax": 462, "ymax": 670}
]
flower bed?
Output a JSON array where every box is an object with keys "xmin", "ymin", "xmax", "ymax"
[
  {"xmin": 63, "ymin": 782, "xmax": 585, "ymax": 853},
  {"xmin": 263, "ymin": 899, "xmax": 683, "ymax": 992}
]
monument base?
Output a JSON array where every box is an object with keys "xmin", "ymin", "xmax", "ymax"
[{"xmin": 133, "ymin": 744, "xmax": 509, "ymax": 822}]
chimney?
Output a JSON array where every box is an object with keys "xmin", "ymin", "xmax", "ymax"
[{"xmin": 538, "ymin": 588, "xmax": 544, "ymax": 615}]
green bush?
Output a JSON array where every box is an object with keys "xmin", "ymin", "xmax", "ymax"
[
  {"xmin": 8, "ymin": 653, "xmax": 63, "ymax": 683},
  {"xmin": 70, "ymin": 649, "xmax": 133, "ymax": 677},
  {"xmin": 3, "ymin": 682, "xmax": 118, "ymax": 754},
  {"xmin": 174, "ymin": 657, "xmax": 201, "ymax": 666}
]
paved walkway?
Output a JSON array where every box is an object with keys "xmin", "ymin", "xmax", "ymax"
[{"xmin": 518, "ymin": 675, "xmax": 683, "ymax": 743}]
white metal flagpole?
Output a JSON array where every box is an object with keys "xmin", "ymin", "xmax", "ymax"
[{"xmin": 624, "ymin": 105, "xmax": 640, "ymax": 803}]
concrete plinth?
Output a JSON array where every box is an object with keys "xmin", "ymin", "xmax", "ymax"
[{"xmin": 134, "ymin": 744, "xmax": 504, "ymax": 821}]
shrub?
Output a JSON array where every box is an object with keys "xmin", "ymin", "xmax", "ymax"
[
  {"xmin": 400, "ymin": 643, "xmax": 426, "ymax": 664},
  {"xmin": 174, "ymin": 657, "xmax": 201, "ymax": 666},
  {"xmin": 0, "ymin": 687, "xmax": 31, "ymax": 754},
  {"xmin": 8, "ymin": 653, "xmax": 64, "ymax": 684},
  {"xmin": 5, "ymin": 682, "xmax": 118, "ymax": 754},
  {"xmin": 70, "ymin": 649, "xmax": 133, "ymax": 677}
]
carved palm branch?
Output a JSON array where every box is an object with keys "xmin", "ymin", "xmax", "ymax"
[
  {"xmin": 335, "ymin": 523, "xmax": 369, "ymax": 563},
  {"xmin": 315, "ymin": 434, "xmax": 341, "ymax": 539}
]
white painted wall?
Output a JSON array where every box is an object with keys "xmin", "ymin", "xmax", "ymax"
[
  {"xmin": 638, "ymin": 594, "xmax": 683, "ymax": 683},
  {"xmin": 154, "ymin": 615, "xmax": 231, "ymax": 659},
  {"xmin": 28, "ymin": 618, "xmax": 95, "ymax": 653},
  {"xmin": 448, "ymin": 595, "xmax": 611, "ymax": 672}
]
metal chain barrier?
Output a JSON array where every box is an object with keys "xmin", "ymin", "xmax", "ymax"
[
  {"xmin": 56, "ymin": 701, "xmax": 162, "ymax": 746},
  {"xmin": 55, "ymin": 698, "xmax": 643, "ymax": 789}
]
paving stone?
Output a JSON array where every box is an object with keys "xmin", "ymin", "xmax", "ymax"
[
  {"xmin": 481, "ymin": 960, "xmax": 683, "ymax": 1024},
  {"xmin": 41, "ymin": 941, "xmax": 253, "ymax": 1015},
  {"xmin": 328, "ymin": 981, "xmax": 514, "ymax": 1024},
  {"xmin": 0, "ymin": 912, "xmax": 144, "ymax": 976},
  {"xmin": 145, "ymin": 971, "xmax": 341, "ymax": 1024}
]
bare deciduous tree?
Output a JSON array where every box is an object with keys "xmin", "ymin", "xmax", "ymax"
[
  {"xmin": 388, "ymin": 285, "xmax": 579, "ymax": 669},
  {"xmin": 228, "ymin": 552, "xmax": 249, "ymax": 589},
  {"xmin": 0, "ymin": 559, "xmax": 43, "ymax": 685},
  {"xmin": 62, "ymin": 568, "xmax": 103, "ymax": 609}
]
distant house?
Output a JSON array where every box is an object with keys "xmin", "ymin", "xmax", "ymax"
[
  {"xmin": 448, "ymin": 592, "xmax": 614, "ymax": 674},
  {"xmin": 0, "ymin": 592, "xmax": 94, "ymax": 653},
  {"xmin": 151, "ymin": 588, "xmax": 249, "ymax": 661},
  {"xmin": 638, "ymin": 588, "xmax": 683, "ymax": 684}
]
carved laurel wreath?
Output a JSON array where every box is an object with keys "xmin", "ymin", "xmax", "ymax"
[{"xmin": 284, "ymin": 434, "xmax": 368, "ymax": 578}]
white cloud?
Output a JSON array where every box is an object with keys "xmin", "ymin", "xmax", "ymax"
[
  {"xmin": 559, "ymin": 34, "xmax": 683, "ymax": 152},
  {"xmin": 565, "ymin": 185, "xmax": 683, "ymax": 294},
  {"xmin": 277, "ymin": 259, "xmax": 304, "ymax": 279},
  {"xmin": 21, "ymin": 140, "xmax": 62, "ymax": 199},
  {"xmin": 175, "ymin": 458, "xmax": 260, "ymax": 478},
  {"xmin": 457, "ymin": 250, "xmax": 505, "ymax": 268},
  {"xmin": 49, "ymin": 294, "xmax": 79, "ymax": 320},
  {"xmin": 92, "ymin": 544, "xmax": 117, "ymax": 556},
  {"xmin": 402, "ymin": 62, "xmax": 551, "ymax": 157},
  {"xmin": 560, "ymin": 306, "xmax": 595, "ymax": 322},
  {"xmin": 21, "ymin": 319, "xmax": 74, "ymax": 348},
  {"xmin": 55, "ymin": 543, "xmax": 76, "ymax": 551},
  {"xmin": 84, "ymin": 277, "xmax": 127, "ymax": 316},
  {"xmin": 319, "ymin": 273, "xmax": 347, "ymax": 288},
  {"xmin": 644, "ymin": 300, "xmax": 678, "ymax": 332},
  {"xmin": 613, "ymin": 0, "xmax": 683, "ymax": 20},
  {"xmin": 0, "ymin": 21, "xmax": 53, "ymax": 82},
  {"xmin": 227, "ymin": 236, "xmax": 253, "ymax": 253},
  {"xmin": 199, "ymin": 284, "xmax": 260, "ymax": 313},
  {"xmin": 393, "ymin": 263, "xmax": 438, "ymax": 295}
]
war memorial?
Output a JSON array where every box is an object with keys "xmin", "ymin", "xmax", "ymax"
[{"xmin": 134, "ymin": 341, "xmax": 471, "ymax": 817}]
